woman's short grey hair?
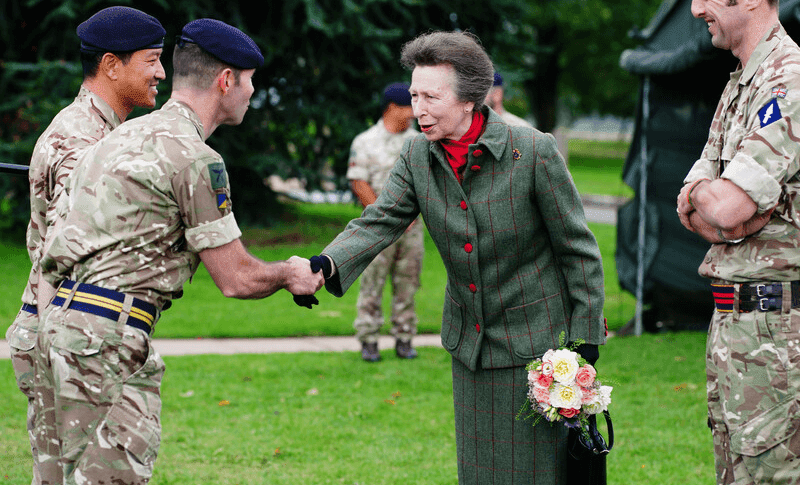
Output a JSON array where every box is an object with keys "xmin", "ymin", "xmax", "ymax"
[{"xmin": 400, "ymin": 31, "xmax": 494, "ymax": 112}]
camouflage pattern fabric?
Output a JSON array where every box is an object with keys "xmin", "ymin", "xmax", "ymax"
[
  {"xmin": 347, "ymin": 118, "xmax": 423, "ymax": 343},
  {"xmin": 23, "ymin": 86, "xmax": 121, "ymax": 306},
  {"xmin": 5, "ymin": 310, "xmax": 42, "ymax": 484},
  {"xmin": 683, "ymin": 23, "xmax": 800, "ymax": 483},
  {"xmin": 6, "ymin": 86, "xmax": 120, "ymax": 484},
  {"xmin": 706, "ymin": 303, "xmax": 800, "ymax": 484},
  {"xmin": 40, "ymin": 99, "xmax": 241, "ymax": 310},
  {"xmin": 33, "ymin": 304, "xmax": 164, "ymax": 485},
  {"xmin": 32, "ymin": 99, "xmax": 242, "ymax": 484},
  {"xmin": 684, "ymin": 24, "xmax": 800, "ymax": 282},
  {"xmin": 353, "ymin": 221, "xmax": 424, "ymax": 343},
  {"xmin": 499, "ymin": 110, "xmax": 533, "ymax": 128},
  {"xmin": 346, "ymin": 117, "xmax": 417, "ymax": 198}
]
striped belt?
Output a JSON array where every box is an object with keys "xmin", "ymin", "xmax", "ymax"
[
  {"xmin": 712, "ymin": 281, "xmax": 800, "ymax": 313},
  {"xmin": 21, "ymin": 303, "xmax": 37, "ymax": 315},
  {"xmin": 51, "ymin": 280, "xmax": 158, "ymax": 334}
]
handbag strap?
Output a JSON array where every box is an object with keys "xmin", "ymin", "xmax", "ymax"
[
  {"xmin": 586, "ymin": 411, "xmax": 614, "ymax": 453},
  {"xmin": 602, "ymin": 410, "xmax": 614, "ymax": 451}
]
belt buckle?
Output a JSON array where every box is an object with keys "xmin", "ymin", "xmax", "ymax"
[
  {"xmin": 756, "ymin": 284, "xmax": 769, "ymax": 297},
  {"xmin": 759, "ymin": 297, "xmax": 770, "ymax": 311}
]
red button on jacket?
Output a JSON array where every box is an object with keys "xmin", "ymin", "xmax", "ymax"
[
  {"xmin": 470, "ymin": 165, "xmax": 481, "ymax": 172},
  {"xmin": 472, "ymin": 149, "xmax": 483, "ymax": 157},
  {"xmin": 469, "ymin": 283, "xmax": 477, "ymax": 293},
  {"xmin": 460, "ymin": 200, "xmax": 467, "ymax": 210},
  {"xmin": 464, "ymin": 243, "xmax": 473, "ymax": 253},
  {"xmin": 475, "ymin": 324, "xmax": 481, "ymax": 333}
]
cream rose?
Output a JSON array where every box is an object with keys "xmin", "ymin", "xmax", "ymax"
[{"xmin": 549, "ymin": 349, "xmax": 580, "ymax": 384}]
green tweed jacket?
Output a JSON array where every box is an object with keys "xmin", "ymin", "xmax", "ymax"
[{"xmin": 323, "ymin": 107, "xmax": 606, "ymax": 371}]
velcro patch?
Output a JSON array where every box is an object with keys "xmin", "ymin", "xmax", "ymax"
[
  {"xmin": 758, "ymin": 98, "xmax": 782, "ymax": 128},
  {"xmin": 207, "ymin": 163, "xmax": 227, "ymax": 190}
]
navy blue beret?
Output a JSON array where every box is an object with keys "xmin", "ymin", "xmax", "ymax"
[
  {"xmin": 383, "ymin": 82, "xmax": 411, "ymax": 106},
  {"xmin": 77, "ymin": 7, "xmax": 165, "ymax": 53},
  {"xmin": 178, "ymin": 19, "xmax": 264, "ymax": 69},
  {"xmin": 493, "ymin": 72, "xmax": 503, "ymax": 87}
]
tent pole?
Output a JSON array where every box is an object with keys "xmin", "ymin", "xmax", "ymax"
[{"xmin": 634, "ymin": 75, "xmax": 651, "ymax": 337}]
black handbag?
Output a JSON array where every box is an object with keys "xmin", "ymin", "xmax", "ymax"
[{"xmin": 566, "ymin": 411, "xmax": 614, "ymax": 485}]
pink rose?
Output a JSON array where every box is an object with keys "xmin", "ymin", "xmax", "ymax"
[
  {"xmin": 581, "ymin": 387, "xmax": 597, "ymax": 405},
  {"xmin": 575, "ymin": 365, "xmax": 596, "ymax": 388},
  {"xmin": 536, "ymin": 372, "xmax": 553, "ymax": 388},
  {"xmin": 533, "ymin": 386, "xmax": 551, "ymax": 405},
  {"xmin": 559, "ymin": 407, "xmax": 580, "ymax": 419}
]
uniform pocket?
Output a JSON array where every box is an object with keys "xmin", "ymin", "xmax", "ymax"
[
  {"xmin": 105, "ymin": 398, "xmax": 162, "ymax": 469},
  {"xmin": 6, "ymin": 318, "xmax": 37, "ymax": 352},
  {"xmin": 729, "ymin": 397, "xmax": 800, "ymax": 458},
  {"xmin": 441, "ymin": 288, "xmax": 464, "ymax": 351},
  {"xmin": 50, "ymin": 325, "xmax": 103, "ymax": 357}
]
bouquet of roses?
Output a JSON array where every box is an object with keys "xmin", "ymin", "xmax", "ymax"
[{"xmin": 517, "ymin": 335, "xmax": 612, "ymax": 438}]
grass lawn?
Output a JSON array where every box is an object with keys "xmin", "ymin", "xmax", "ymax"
[
  {"xmin": 1, "ymin": 332, "xmax": 714, "ymax": 484},
  {"xmin": 0, "ymin": 203, "xmax": 635, "ymax": 337},
  {"xmin": 1, "ymin": 139, "xmax": 705, "ymax": 484},
  {"xmin": 567, "ymin": 139, "xmax": 634, "ymax": 200}
]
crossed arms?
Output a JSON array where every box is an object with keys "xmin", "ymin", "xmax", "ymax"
[{"xmin": 676, "ymin": 177, "xmax": 773, "ymax": 243}]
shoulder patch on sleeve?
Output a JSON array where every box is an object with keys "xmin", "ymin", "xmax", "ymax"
[
  {"xmin": 217, "ymin": 192, "xmax": 229, "ymax": 210},
  {"xmin": 207, "ymin": 162, "xmax": 227, "ymax": 190},
  {"xmin": 758, "ymin": 98, "xmax": 782, "ymax": 128}
]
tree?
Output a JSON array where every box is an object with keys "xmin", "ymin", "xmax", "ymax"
[
  {"xmin": 488, "ymin": 0, "xmax": 664, "ymax": 133},
  {"xmin": 0, "ymin": 0, "xmax": 663, "ymax": 231}
]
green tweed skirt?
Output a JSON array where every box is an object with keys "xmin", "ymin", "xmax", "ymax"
[{"xmin": 452, "ymin": 357, "xmax": 568, "ymax": 485}]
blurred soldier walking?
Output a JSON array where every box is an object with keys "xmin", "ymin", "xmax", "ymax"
[
  {"xmin": 4, "ymin": 6, "xmax": 167, "ymax": 482},
  {"xmin": 484, "ymin": 72, "xmax": 533, "ymax": 128},
  {"xmin": 32, "ymin": 19, "xmax": 323, "ymax": 484},
  {"xmin": 347, "ymin": 83, "xmax": 423, "ymax": 362},
  {"xmin": 678, "ymin": 0, "xmax": 800, "ymax": 483}
]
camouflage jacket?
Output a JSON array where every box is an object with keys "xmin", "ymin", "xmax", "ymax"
[
  {"xmin": 323, "ymin": 107, "xmax": 606, "ymax": 371},
  {"xmin": 40, "ymin": 100, "xmax": 241, "ymax": 310},
  {"xmin": 22, "ymin": 86, "xmax": 121, "ymax": 306},
  {"xmin": 346, "ymin": 117, "xmax": 417, "ymax": 196},
  {"xmin": 684, "ymin": 23, "xmax": 800, "ymax": 282}
]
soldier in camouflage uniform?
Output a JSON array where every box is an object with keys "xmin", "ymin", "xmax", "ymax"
[
  {"xmin": 677, "ymin": 1, "xmax": 800, "ymax": 483},
  {"xmin": 33, "ymin": 19, "xmax": 323, "ymax": 485},
  {"xmin": 484, "ymin": 72, "xmax": 533, "ymax": 129},
  {"xmin": 4, "ymin": 7, "xmax": 167, "ymax": 483},
  {"xmin": 347, "ymin": 82, "xmax": 423, "ymax": 361}
]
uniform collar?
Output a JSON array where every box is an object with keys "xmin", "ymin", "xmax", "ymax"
[
  {"xmin": 79, "ymin": 85, "xmax": 122, "ymax": 129},
  {"xmin": 163, "ymin": 99, "xmax": 206, "ymax": 139},
  {"xmin": 740, "ymin": 22, "xmax": 785, "ymax": 85}
]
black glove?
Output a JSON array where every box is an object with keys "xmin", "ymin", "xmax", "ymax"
[
  {"xmin": 292, "ymin": 256, "xmax": 326, "ymax": 309},
  {"xmin": 572, "ymin": 343, "xmax": 599, "ymax": 366},
  {"xmin": 309, "ymin": 255, "xmax": 333, "ymax": 279}
]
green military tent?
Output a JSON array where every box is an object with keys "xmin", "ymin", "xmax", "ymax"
[{"xmin": 616, "ymin": 0, "xmax": 800, "ymax": 333}]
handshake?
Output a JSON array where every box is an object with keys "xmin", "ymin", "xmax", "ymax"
[{"xmin": 287, "ymin": 255, "xmax": 332, "ymax": 309}]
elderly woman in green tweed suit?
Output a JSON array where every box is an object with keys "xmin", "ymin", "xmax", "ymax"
[{"xmin": 319, "ymin": 30, "xmax": 606, "ymax": 484}]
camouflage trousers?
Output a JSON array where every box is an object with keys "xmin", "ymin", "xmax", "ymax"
[
  {"xmin": 354, "ymin": 219, "xmax": 424, "ymax": 343},
  {"xmin": 6, "ymin": 306, "xmax": 41, "ymax": 485},
  {"xmin": 32, "ymin": 303, "xmax": 164, "ymax": 485},
  {"xmin": 706, "ymin": 301, "xmax": 800, "ymax": 485}
]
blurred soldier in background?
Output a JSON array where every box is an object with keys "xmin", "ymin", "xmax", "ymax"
[
  {"xmin": 485, "ymin": 72, "xmax": 533, "ymax": 128},
  {"xmin": 347, "ymin": 82, "xmax": 423, "ymax": 362}
]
